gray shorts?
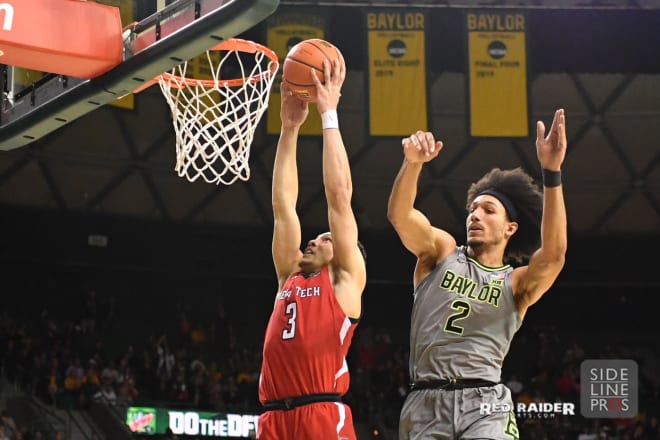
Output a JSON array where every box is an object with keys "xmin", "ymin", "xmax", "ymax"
[{"xmin": 399, "ymin": 383, "xmax": 519, "ymax": 440}]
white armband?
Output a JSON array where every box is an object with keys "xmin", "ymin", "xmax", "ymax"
[{"xmin": 321, "ymin": 109, "xmax": 339, "ymax": 130}]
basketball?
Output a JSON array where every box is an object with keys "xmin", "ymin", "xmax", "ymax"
[{"xmin": 282, "ymin": 39, "xmax": 342, "ymax": 102}]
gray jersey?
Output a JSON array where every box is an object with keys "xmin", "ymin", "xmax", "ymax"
[{"xmin": 410, "ymin": 246, "xmax": 521, "ymax": 384}]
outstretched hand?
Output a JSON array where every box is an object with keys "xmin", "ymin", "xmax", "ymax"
[
  {"xmin": 536, "ymin": 109, "xmax": 567, "ymax": 171},
  {"xmin": 280, "ymin": 82, "xmax": 309, "ymax": 129},
  {"xmin": 401, "ymin": 131, "xmax": 443, "ymax": 164},
  {"xmin": 311, "ymin": 53, "xmax": 346, "ymax": 114}
]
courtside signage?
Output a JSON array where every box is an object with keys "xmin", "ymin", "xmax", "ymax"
[{"xmin": 126, "ymin": 407, "xmax": 259, "ymax": 437}]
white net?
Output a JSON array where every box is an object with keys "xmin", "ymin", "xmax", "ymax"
[{"xmin": 158, "ymin": 39, "xmax": 279, "ymax": 185}]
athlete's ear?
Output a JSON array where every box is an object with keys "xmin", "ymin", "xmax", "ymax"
[{"xmin": 504, "ymin": 221, "xmax": 518, "ymax": 240}]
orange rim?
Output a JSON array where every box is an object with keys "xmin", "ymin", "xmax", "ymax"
[{"xmin": 160, "ymin": 38, "xmax": 279, "ymax": 89}]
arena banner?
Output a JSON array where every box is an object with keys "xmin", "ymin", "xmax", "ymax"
[
  {"xmin": 266, "ymin": 11, "xmax": 326, "ymax": 135},
  {"xmin": 126, "ymin": 406, "xmax": 259, "ymax": 438},
  {"xmin": 467, "ymin": 11, "xmax": 529, "ymax": 137},
  {"xmin": 367, "ymin": 11, "xmax": 427, "ymax": 136}
]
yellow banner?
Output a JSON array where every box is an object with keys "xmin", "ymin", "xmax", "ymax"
[
  {"xmin": 266, "ymin": 13, "xmax": 326, "ymax": 135},
  {"xmin": 367, "ymin": 11, "xmax": 427, "ymax": 136},
  {"xmin": 12, "ymin": 68, "xmax": 43, "ymax": 89},
  {"xmin": 467, "ymin": 11, "xmax": 528, "ymax": 137}
]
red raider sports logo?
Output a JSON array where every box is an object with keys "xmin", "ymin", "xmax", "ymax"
[{"xmin": 580, "ymin": 359, "xmax": 638, "ymax": 418}]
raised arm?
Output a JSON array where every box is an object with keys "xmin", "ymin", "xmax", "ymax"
[
  {"xmin": 271, "ymin": 82, "xmax": 309, "ymax": 290},
  {"xmin": 514, "ymin": 109, "xmax": 568, "ymax": 314},
  {"xmin": 312, "ymin": 55, "xmax": 365, "ymax": 319},
  {"xmin": 387, "ymin": 132, "xmax": 456, "ymax": 286}
]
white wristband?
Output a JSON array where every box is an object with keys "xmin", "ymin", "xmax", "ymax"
[{"xmin": 321, "ymin": 109, "xmax": 339, "ymax": 130}]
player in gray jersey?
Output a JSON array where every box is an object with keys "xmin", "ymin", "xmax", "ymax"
[{"xmin": 387, "ymin": 109, "xmax": 568, "ymax": 440}]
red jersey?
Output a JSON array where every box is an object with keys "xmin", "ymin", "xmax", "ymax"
[{"xmin": 259, "ymin": 266, "xmax": 358, "ymax": 402}]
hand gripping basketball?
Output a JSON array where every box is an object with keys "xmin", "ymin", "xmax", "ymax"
[{"xmin": 282, "ymin": 39, "xmax": 343, "ymax": 102}]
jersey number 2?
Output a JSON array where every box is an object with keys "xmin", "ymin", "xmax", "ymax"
[
  {"xmin": 444, "ymin": 300, "xmax": 471, "ymax": 335},
  {"xmin": 282, "ymin": 302, "xmax": 297, "ymax": 340}
]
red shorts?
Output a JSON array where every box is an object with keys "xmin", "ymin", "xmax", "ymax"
[{"xmin": 257, "ymin": 402, "xmax": 356, "ymax": 440}]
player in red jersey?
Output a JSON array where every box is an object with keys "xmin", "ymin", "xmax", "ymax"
[{"xmin": 257, "ymin": 54, "xmax": 367, "ymax": 440}]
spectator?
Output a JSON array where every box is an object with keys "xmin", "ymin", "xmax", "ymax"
[
  {"xmin": 100, "ymin": 358, "xmax": 119, "ymax": 386},
  {"xmin": 0, "ymin": 411, "xmax": 16, "ymax": 439},
  {"xmin": 554, "ymin": 366, "xmax": 580, "ymax": 398},
  {"xmin": 506, "ymin": 374, "xmax": 524, "ymax": 397},
  {"xmin": 80, "ymin": 361, "xmax": 101, "ymax": 408},
  {"xmin": 63, "ymin": 357, "xmax": 84, "ymax": 408},
  {"xmin": 93, "ymin": 380, "xmax": 117, "ymax": 405}
]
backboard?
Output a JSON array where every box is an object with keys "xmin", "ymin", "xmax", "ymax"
[{"xmin": 0, "ymin": 0, "xmax": 280, "ymax": 151}]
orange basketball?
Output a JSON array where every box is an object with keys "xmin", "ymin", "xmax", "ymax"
[{"xmin": 282, "ymin": 39, "xmax": 342, "ymax": 102}]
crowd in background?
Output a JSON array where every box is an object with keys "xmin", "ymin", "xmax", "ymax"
[{"xmin": 1, "ymin": 285, "xmax": 659, "ymax": 440}]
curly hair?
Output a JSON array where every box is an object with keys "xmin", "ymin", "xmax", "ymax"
[{"xmin": 466, "ymin": 168, "xmax": 543, "ymax": 264}]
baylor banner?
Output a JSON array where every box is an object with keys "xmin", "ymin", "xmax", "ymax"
[
  {"xmin": 266, "ymin": 12, "xmax": 326, "ymax": 135},
  {"xmin": 467, "ymin": 11, "xmax": 529, "ymax": 137},
  {"xmin": 367, "ymin": 11, "xmax": 427, "ymax": 135}
]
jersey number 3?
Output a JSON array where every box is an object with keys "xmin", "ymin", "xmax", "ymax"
[
  {"xmin": 444, "ymin": 300, "xmax": 471, "ymax": 335},
  {"xmin": 282, "ymin": 302, "xmax": 297, "ymax": 340}
]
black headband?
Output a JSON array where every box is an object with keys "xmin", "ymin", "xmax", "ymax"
[{"xmin": 476, "ymin": 189, "xmax": 519, "ymax": 222}]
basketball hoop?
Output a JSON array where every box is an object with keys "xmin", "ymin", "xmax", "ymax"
[{"xmin": 157, "ymin": 38, "xmax": 279, "ymax": 185}]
